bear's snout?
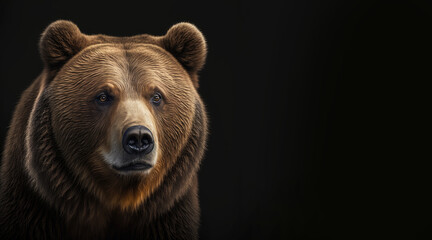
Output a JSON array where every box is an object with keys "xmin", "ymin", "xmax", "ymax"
[
  {"xmin": 122, "ymin": 125, "xmax": 154, "ymax": 155},
  {"xmin": 107, "ymin": 125, "xmax": 156, "ymax": 173}
]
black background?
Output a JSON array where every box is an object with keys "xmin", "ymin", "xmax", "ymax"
[{"xmin": 0, "ymin": 0, "xmax": 431, "ymax": 239}]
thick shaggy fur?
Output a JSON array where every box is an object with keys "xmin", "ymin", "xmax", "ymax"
[{"xmin": 0, "ymin": 20, "xmax": 208, "ymax": 239}]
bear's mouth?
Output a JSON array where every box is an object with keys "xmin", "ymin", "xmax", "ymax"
[{"xmin": 112, "ymin": 162, "xmax": 153, "ymax": 172}]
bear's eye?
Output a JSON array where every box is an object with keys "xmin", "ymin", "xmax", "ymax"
[
  {"xmin": 96, "ymin": 92, "xmax": 112, "ymax": 105},
  {"xmin": 151, "ymin": 93, "xmax": 162, "ymax": 106},
  {"xmin": 99, "ymin": 94, "xmax": 107, "ymax": 102}
]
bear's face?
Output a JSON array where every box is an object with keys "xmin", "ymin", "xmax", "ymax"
[{"xmin": 31, "ymin": 21, "xmax": 207, "ymax": 210}]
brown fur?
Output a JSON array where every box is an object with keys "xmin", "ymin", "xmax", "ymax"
[{"xmin": 0, "ymin": 20, "xmax": 208, "ymax": 239}]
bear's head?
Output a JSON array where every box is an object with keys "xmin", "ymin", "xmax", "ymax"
[{"xmin": 25, "ymin": 20, "xmax": 207, "ymax": 214}]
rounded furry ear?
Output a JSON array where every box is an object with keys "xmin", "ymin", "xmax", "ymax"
[
  {"xmin": 39, "ymin": 20, "xmax": 88, "ymax": 69},
  {"xmin": 161, "ymin": 23, "xmax": 207, "ymax": 87}
]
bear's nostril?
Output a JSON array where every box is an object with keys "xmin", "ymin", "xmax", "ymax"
[
  {"xmin": 122, "ymin": 125, "xmax": 154, "ymax": 155},
  {"xmin": 128, "ymin": 138, "xmax": 137, "ymax": 146},
  {"xmin": 142, "ymin": 136, "xmax": 150, "ymax": 146}
]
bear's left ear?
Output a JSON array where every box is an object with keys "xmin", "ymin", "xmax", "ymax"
[
  {"xmin": 160, "ymin": 23, "xmax": 207, "ymax": 88},
  {"xmin": 39, "ymin": 20, "xmax": 89, "ymax": 70}
]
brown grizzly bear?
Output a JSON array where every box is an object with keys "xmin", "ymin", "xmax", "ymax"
[{"xmin": 0, "ymin": 20, "xmax": 208, "ymax": 239}]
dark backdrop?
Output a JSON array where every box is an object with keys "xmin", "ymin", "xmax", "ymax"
[{"xmin": 1, "ymin": 0, "xmax": 431, "ymax": 239}]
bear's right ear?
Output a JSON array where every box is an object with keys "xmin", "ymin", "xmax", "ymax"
[{"xmin": 39, "ymin": 20, "xmax": 88, "ymax": 70}]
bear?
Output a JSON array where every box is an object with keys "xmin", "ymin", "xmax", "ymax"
[{"xmin": 0, "ymin": 20, "xmax": 208, "ymax": 239}]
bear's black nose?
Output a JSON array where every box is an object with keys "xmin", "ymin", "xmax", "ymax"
[{"xmin": 122, "ymin": 125, "xmax": 154, "ymax": 155}]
